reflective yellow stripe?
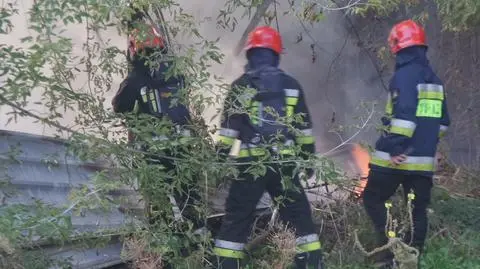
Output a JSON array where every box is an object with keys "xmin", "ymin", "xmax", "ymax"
[
  {"xmin": 237, "ymin": 147, "xmax": 295, "ymax": 157},
  {"xmin": 296, "ymin": 136, "xmax": 315, "ymax": 144},
  {"xmin": 418, "ymin": 91, "xmax": 444, "ymax": 100},
  {"xmin": 390, "ymin": 126, "xmax": 414, "ymax": 137},
  {"xmin": 141, "ymin": 87, "xmax": 148, "ymax": 103},
  {"xmin": 370, "ymin": 158, "xmax": 434, "ymax": 172},
  {"xmin": 286, "ymin": 105, "xmax": 294, "ymax": 117},
  {"xmin": 286, "ymin": 97, "xmax": 298, "ymax": 106},
  {"xmin": 285, "ymin": 88, "xmax": 299, "ymax": 117},
  {"xmin": 390, "ymin": 119, "xmax": 416, "ymax": 137},
  {"xmin": 250, "ymin": 101, "xmax": 260, "ymax": 125},
  {"xmin": 279, "ymin": 148, "xmax": 294, "ymax": 155},
  {"xmin": 149, "ymin": 92, "xmax": 158, "ymax": 112},
  {"xmin": 390, "ymin": 118, "xmax": 416, "ymax": 137},
  {"xmin": 213, "ymin": 247, "xmax": 246, "ymax": 259},
  {"xmin": 370, "ymin": 151, "xmax": 435, "ymax": 172},
  {"xmin": 238, "ymin": 148, "xmax": 267, "ymax": 158},
  {"xmin": 385, "ymin": 93, "xmax": 393, "ymax": 115},
  {"xmin": 297, "ymin": 241, "xmax": 322, "ymax": 253},
  {"xmin": 417, "ymin": 84, "xmax": 444, "ymax": 101},
  {"xmin": 219, "ymin": 135, "xmax": 235, "ymax": 146}
]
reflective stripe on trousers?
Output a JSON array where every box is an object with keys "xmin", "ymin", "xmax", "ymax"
[
  {"xmin": 296, "ymin": 234, "xmax": 322, "ymax": 253},
  {"xmin": 213, "ymin": 239, "xmax": 246, "ymax": 259},
  {"xmin": 370, "ymin": 150, "xmax": 435, "ymax": 172},
  {"xmin": 237, "ymin": 141, "xmax": 295, "ymax": 158}
]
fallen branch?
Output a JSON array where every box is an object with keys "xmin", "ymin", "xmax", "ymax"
[{"xmin": 354, "ymin": 230, "xmax": 420, "ymax": 269}]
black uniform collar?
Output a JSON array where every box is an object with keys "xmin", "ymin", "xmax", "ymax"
[
  {"xmin": 245, "ymin": 48, "xmax": 280, "ymax": 72},
  {"xmin": 395, "ymin": 46, "xmax": 429, "ymax": 69}
]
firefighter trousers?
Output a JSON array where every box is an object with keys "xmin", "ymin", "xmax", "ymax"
[
  {"xmin": 363, "ymin": 169, "xmax": 433, "ymax": 260},
  {"xmin": 214, "ymin": 162, "xmax": 324, "ymax": 269}
]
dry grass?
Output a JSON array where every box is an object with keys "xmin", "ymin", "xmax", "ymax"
[
  {"xmin": 253, "ymin": 224, "xmax": 297, "ymax": 269},
  {"xmin": 0, "ymin": 235, "xmax": 24, "ymax": 269},
  {"xmin": 122, "ymin": 236, "xmax": 164, "ymax": 269},
  {"xmin": 269, "ymin": 225, "xmax": 297, "ymax": 269},
  {"xmin": 0, "ymin": 235, "xmax": 14, "ymax": 256},
  {"xmin": 434, "ymin": 155, "xmax": 480, "ymax": 199}
]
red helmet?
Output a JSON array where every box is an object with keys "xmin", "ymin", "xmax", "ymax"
[
  {"xmin": 245, "ymin": 26, "xmax": 282, "ymax": 54},
  {"xmin": 128, "ymin": 25, "xmax": 165, "ymax": 58},
  {"xmin": 388, "ymin": 20, "xmax": 426, "ymax": 54}
]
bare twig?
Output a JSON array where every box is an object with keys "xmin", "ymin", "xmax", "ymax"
[
  {"xmin": 311, "ymin": 0, "xmax": 366, "ymax": 11},
  {"xmin": 233, "ymin": 0, "xmax": 275, "ymax": 56},
  {"xmin": 319, "ymin": 103, "xmax": 375, "ymax": 157},
  {"xmin": 330, "ymin": 0, "xmax": 389, "ymax": 92}
]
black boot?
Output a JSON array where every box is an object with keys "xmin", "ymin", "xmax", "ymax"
[{"xmin": 294, "ymin": 250, "xmax": 325, "ymax": 269}]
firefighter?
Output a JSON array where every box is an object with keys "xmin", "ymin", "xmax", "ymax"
[
  {"xmin": 214, "ymin": 26, "xmax": 325, "ymax": 269},
  {"xmin": 363, "ymin": 20, "xmax": 450, "ymax": 268},
  {"xmin": 111, "ymin": 19, "xmax": 205, "ymax": 234}
]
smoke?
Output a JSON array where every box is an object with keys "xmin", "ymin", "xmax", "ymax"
[
  {"xmin": 2, "ymin": 0, "xmax": 387, "ymax": 172},
  {"xmin": 171, "ymin": 0, "xmax": 387, "ymax": 154}
]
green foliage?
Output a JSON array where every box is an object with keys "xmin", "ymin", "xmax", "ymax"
[
  {"xmin": 352, "ymin": 0, "xmax": 480, "ymax": 31},
  {"xmin": 1, "ymin": 0, "xmax": 478, "ymax": 267},
  {"xmin": 434, "ymin": 0, "xmax": 480, "ymax": 31},
  {"xmin": 312, "ymin": 188, "xmax": 480, "ymax": 269},
  {"xmin": 351, "ymin": 0, "xmax": 419, "ymax": 17},
  {"xmin": 0, "ymin": 202, "xmax": 72, "ymax": 246},
  {"xmin": 0, "ymin": 0, "xmax": 342, "ymax": 267},
  {"xmin": 421, "ymin": 232, "xmax": 480, "ymax": 269},
  {"xmin": 429, "ymin": 187, "xmax": 480, "ymax": 231}
]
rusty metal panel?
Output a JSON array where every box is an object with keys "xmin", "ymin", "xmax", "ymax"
[{"xmin": 0, "ymin": 129, "xmax": 142, "ymax": 268}]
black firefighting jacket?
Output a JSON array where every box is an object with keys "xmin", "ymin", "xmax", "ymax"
[
  {"xmin": 218, "ymin": 48, "xmax": 316, "ymax": 159},
  {"xmin": 112, "ymin": 60, "xmax": 192, "ymax": 142},
  {"xmin": 370, "ymin": 46, "xmax": 451, "ymax": 176}
]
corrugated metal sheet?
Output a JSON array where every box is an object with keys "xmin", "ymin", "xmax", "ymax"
[
  {"xmin": 0, "ymin": 129, "xmax": 356, "ymax": 268},
  {"xmin": 0, "ymin": 129, "xmax": 142, "ymax": 268},
  {"xmin": 0, "ymin": 130, "xmax": 275, "ymax": 268}
]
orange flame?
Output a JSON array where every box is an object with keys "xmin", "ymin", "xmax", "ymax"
[
  {"xmin": 351, "ymin": 144, "xmax": 371, "ymax": 177},
  {"xmin": 350, "ymin": 144, "xmax": 371, "ymax": 197}
]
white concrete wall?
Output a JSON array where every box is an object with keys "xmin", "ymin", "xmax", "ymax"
[{"xmin": 1, "ymin": 1, "xmax": 385, "ymax": 173}]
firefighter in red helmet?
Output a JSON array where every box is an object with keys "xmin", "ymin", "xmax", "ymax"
[
  {"xmin": 213, "ymin": 26, "xmax": 325, "ymax": 269},
  {"xmin": 363, "ymin": 20, "xmax": 450, "ymax": 268},
  {"xmin": 127, "ymin": 25, "xmax": 165, "ymax": 62},
  {"xmin": 112, "ymin": 14, "xmax": 206, "ymax": 246}
]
